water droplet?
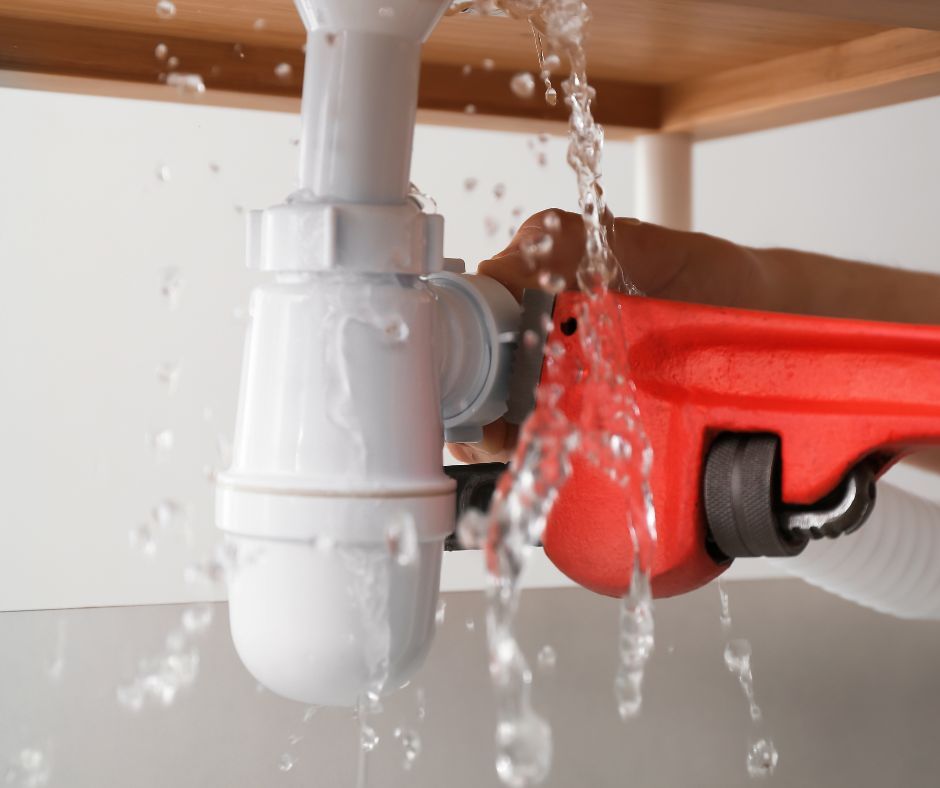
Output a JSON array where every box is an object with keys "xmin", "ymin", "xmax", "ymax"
[
  {"xmin": 536, "ymin": 644, "xmax": 556, "ymax": 672},
  {"xmin": 286, "ymin": 187, "xmax": 316, "ymax": 204},
  {"xmin": 7, "ymin": 748, "xmax": 51, "ymax": 786},
  {"xmin": 493, "ymin": 182, "xmax": 506, "ymax": 200},
  {"xmin": 155, "ymin": 0, "xmax": 176, "ymax": 19},
  {"xmin": 208, "ymin": 161, "xmax": 220, "ymax": 174},
  {"xmin": 747, "ymin": 738, "xmax": 778, "ymax": 778},
  {"xmin": 521, "ymin": 234, "xmax": 553, "ymax": 267},
  {"xmin": 465, "ymin": 617, "xmax": 475, "ymax": 632},
  {"xmin": 129, "ymin": 523, "xmax": 156, "ymax": 556},
  {"xmin": 303, "ymin": 705, "xmax": 319, "ymax": 723},
  {"xmin": 274, "ymin": 62, "xmax": 292, "ymax": 80},
  {"xmin": 233, "ymin": 43, "xmax": 245, "ymax": 59},
  {"xmin": 482, "ymin": 58, "xmax": 495, "ymax": 71},
  {"xmin": 253, "ymin": 18, "xmax": 266, "ymax": 31},
  {"xmin": 461, "ymin": 64, "xmax": 472, "ymax": 76},
  {"xmin": 724, "ymin": 639, "xmax": 751, "ymax": 673},
  {"xmin": 287, "ymin": 733, "xmax": 303, "ymax": 746},
  {"xmin": 522, "ymin": 329, "xmax": 539, "ymax": 350},
  {"xmin": 463, "ymin": 177, "xmax": 478, "ymax": 192},
  {"xmin": 538, "ymin": 271, "xmax": 566, "ymax": 295},
  {"xmin": 407, "ymin": 181, "xmax": 438, "ymax": 213},
  {"xmin": 165, "ymin": 629, "xmax": 185, "ymax": 652},
  {"xmin": 155, "ymin": 361, "xmax": 180, "ymax": 394},
  {"xmin": 278, "ymin": 753, "xmax": 295, "ymax": 772},
  {"xmin": 146, "ymin": 428, "xmax": 175, "ymax": 459},
  {"xmin": 360, "ymin": 724, "xmax": 379, "ymax": 752},
  {"xmin": 378, "ymin": 316, "xmax": 409, "ymax": 345},
  {"xmin": 718, "ymin": 581, "xmax": 732, "ymax": 630},
  {"xmin": 394, "ymin": 727, "xmax": 422, "ymax": 769},
  {"xmin": 543, "ymin": 211, "xmax": 561, "ymax": 232},
  {"xmin": 615, "ymin": 566, "xmax": 655, "ymax": 720},
  {"xmin": 495, "ymin": 713, "xmax": 552, "ymax": 786},
  {"xmin": 510, "ymin": 71, "xmax": 536, "ymax": 99},
  {"xmin": 484, "ymin": 216, "xmax": 500, "ymax": 236},
  {"xmin": 435, "ymin": 599, "xmax": 447, "ymax": 626},
  {"xmin": 160, "ymin": 266, "xmax": 183, "ymax": 310},
  {"xmin": 46, "ymin": 619, "xmax": 67, "ymax": 682},
  {"xmin": 151, "ymin": 498, "xmax": 186, "ymax": 529},
  {"xmin": 386, "ymin": 512, "xmax": 418, "ymax": 566},
  {"xmin": 544, "ymin": 86, "xmax": 558, "ymax": 106},
  {"xmin": 166, "ymin": 55, "xmax": 180, "ymax": 70},
  {"xmin": 166, "ymin": 72, "xmax": 206, "ymax": 96},
  {"xmin": 464, "ymin": 104, "xmax": 477, "ymax": 115},
  {"xmin": 155, "ymin": 43, "xmax": 168, "ymax": 60},
  {"xmin": 181, "ymin": 603, "xmax": 213, "ymax": 634},
  {"xmin": 378, "ymin": 6, "xmax": 395, "ymax": 18},
  {"xmin": 155, "ymin": 163, "xmax": 171, "ymax": 182},
  {"xmin": 117, "ymin": 683, "xmax": 144, "ymax": 711},
  {"xmin": 543, "ymin": 53, "xmax": 561, "ymax": 72},
  {"xmin": 536, "ymin": 152, "xmax": 548, "ymax": 167},
  {"xmin": 416, "ymin": 687, "xmax": 427, "ymax": 721}
]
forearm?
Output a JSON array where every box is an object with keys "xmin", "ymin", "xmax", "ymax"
[{"xmin": 755, "ymin": 248, "xmax": 940, "ymax": 325}]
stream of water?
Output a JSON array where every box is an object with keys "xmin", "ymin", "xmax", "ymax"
[{"xmin": 453, "ymin": 1, "xmax": 658, "ymax": 784}]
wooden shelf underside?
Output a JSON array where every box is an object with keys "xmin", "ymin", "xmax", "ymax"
[{"xmin": 2, "ymin": 0, "xmax": 940, "ymax": 138}]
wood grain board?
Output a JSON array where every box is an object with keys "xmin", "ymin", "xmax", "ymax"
[{"xmin": 1, "ymin": 0, "xmax": 939, "ymax": 138}]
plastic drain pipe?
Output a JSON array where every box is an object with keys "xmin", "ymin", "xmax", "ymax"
[
  {"xmin": 770, "ymin": 482, "xmax": 940, "ymax": 620},
  {"xmin": 215, "ymin": 0, "xmax": 518, "ymax": 706}
]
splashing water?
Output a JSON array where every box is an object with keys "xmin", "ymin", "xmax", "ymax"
[
  {"xmin": 166, "ymin": 73, "xmax": 206, "ymax": 96},
  {"xmin": 454, "ymin": 1, "xmax": 657, "ymax": 784},
  {"xmin": 394, "ymin": 727, "xmax": 422, "ymax": 770},
  {"xmin": 614, "ymin": 558, "xmax": 654, "ymax": 719},
  {"xmin": 181, "ymin": 603, "xmax": 214, "ymax": 634},
  {"xmin": 4, "ymin": 748, "xmax": 51, "ymax": 787},
  {"xmin": 160, "ymin": 266, "xmax": 183, "ymax": 310},
  {"xmin": 278, "ymin": 753, "xmax": 296, "ymax": 773},
  {"xmin": 129, "ymin": 522, "xmax": 157, "ymax": 556},
  {"xmin": 718, "ymin": 580, "xmax": 732, "ymax": 631},
  {"xmin": 152, "ymin": 497, "xmax": 187, "ymax": 530},
  {"xmin": 511, "ymin": 72, "xmax": 537, "ymax": 99},
  {"xmin": 155, "ymin": 361, "xmax": 181, "ymax": 394},
  {"xmin": 536, "ymin": 645, "xmax": 556, "ymax": 673},
  {"xmin": 45, "ymin": 619, "xmax": 67, "ymax": 682},
  {"xmin": 718, "ymin": 584, "xmax": 780, "ymax": 776},
  {"xmin": 155, "ymin": 0, "xmax": 176, "ymax": 20},
  {"xmin": 724, "ymin": 639, "xmax": 762, "ymax": 723},
  {"xmin": 747, "ymin": 738, "xmax": 779, "ymax": 778}
]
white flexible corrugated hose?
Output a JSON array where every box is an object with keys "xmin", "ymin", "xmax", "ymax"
[{"xmin": 770, "ymin": 483, "xmax": 940, "ymax": 620}]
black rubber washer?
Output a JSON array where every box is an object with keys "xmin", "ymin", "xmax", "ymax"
[{"xmin": 703, "ymin": 433, "xmax": 808, "ymax": 559}]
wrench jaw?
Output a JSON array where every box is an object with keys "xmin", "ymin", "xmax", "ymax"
[{"xmin": 703, "ymin": 432, "xmax": 878, "ymax": 561}]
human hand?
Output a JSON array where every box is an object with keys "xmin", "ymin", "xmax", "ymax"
[{"xmin": 446, "ymin": 209, "xmax": 763, "ymax": 464}]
